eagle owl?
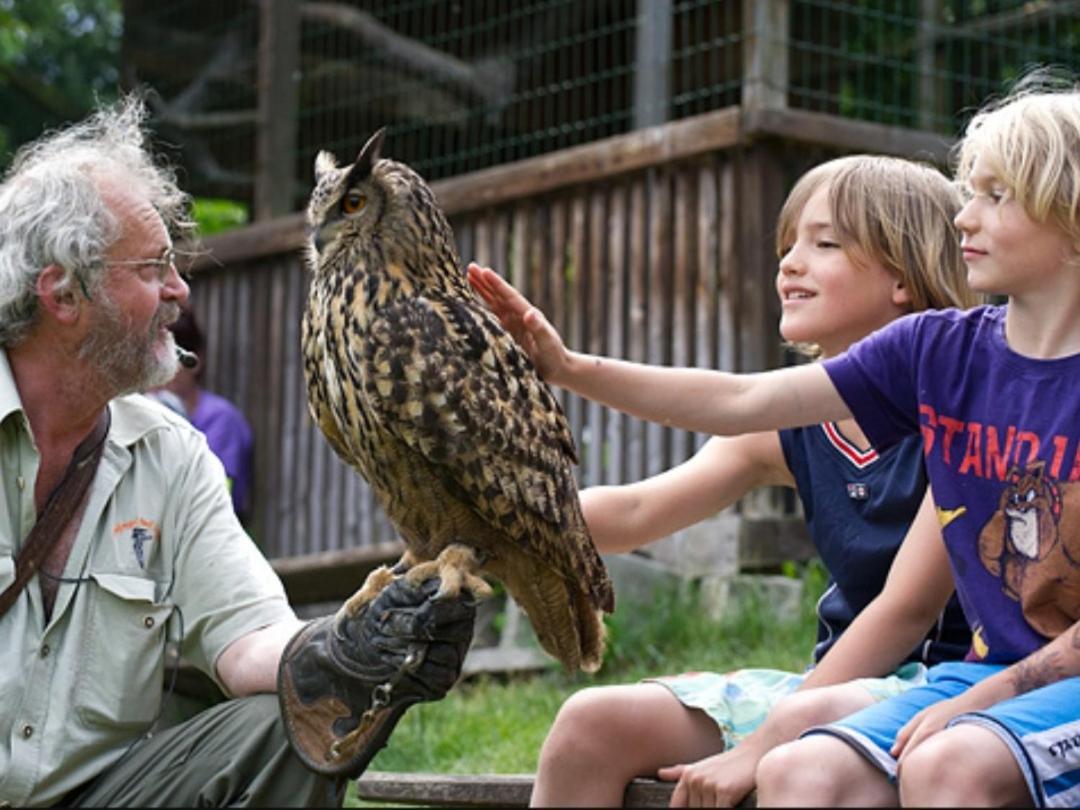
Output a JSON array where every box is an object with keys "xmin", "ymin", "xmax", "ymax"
[{"xmin": 301, "ymin": 129, "xmax": 614, "ymax": 672}]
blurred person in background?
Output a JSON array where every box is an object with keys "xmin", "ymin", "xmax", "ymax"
[{"xmin": 155, "ymin": 306, "xmax": 254, "ymax": 523}]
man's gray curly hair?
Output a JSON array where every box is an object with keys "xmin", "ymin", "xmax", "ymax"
[{"xmin": 0, "ymin": 94, "xmax": 191, "ymax": 346}]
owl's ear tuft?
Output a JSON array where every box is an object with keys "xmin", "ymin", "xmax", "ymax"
[
  {"xmin": 314, "ymin": 150, "xmax": 338, "ymax": 181},
  {"xmin": 352, "ymin": 128, "xmax": 386, "ymax": 179}
]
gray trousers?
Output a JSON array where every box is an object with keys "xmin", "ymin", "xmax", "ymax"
[{"xmin": 64, "ymin": 694, "xmax": 343, "ymax": 807}]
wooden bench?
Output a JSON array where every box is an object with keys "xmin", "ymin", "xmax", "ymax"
[{"xmin": 355, "ymin": 771, "xmax": 676, "ymax": 807}]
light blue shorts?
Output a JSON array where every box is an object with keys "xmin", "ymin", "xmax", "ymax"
[
  {"xmin": 803, "ymin": 661, "xmax": 1080, "ymax": 807},
  {"xmin": 648, "ymin": 661, "xmax": 927, "ymax": 750}
]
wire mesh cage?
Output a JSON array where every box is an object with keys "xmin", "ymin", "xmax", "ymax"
[
  {"xmin": 120, "ymin": 0, "xmax": 1080, "ymax": 216},
  {"xmin": 787, "ymin": 0, "xmax": 1080, "ymax": 132}
]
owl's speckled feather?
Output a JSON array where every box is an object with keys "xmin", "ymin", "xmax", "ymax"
[{"xmin": 301, "ymin": 130, "xmax": 613, "ymax": 672}]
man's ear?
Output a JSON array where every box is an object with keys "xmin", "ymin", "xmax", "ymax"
[{"xmin": 36, "ymin": 264, "xmax": 85, "ymax": 324}]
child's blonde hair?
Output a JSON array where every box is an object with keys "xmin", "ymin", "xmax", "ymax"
[
  {"xmin": 776, "ymin": 155, "xmax": 977, "ymax": 314},
  {"xmin": 954, "ymin": 73, "xmax": 1080, "ymax": 244}
]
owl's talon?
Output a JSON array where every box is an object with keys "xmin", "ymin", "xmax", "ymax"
[
  {"xmin": 391, "ymin": 549, "xmax": 421, "ymax": 576},
  {"xmin": 339, "ymin": 565, "xmax": 396, "ymax": 620},
  {"xmin": 401, "ymin": 545, "xmax": 492, "ymax": 602},
  {"xmin": 403, "ymin": 562, "xmax": 438, "ymax": 588}
]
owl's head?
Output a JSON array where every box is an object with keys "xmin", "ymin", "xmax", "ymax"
[{"xmin": 304, "ymin": 129, "xmax": 461, "ymax": 289}]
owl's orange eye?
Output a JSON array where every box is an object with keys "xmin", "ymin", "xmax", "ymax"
[{"xmin": 342, "ymin": 191, "xmax": 366, "ymax": 214}]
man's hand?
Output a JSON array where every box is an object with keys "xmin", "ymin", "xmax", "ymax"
[
  {"xmin": 467, "ymin": 262, "xmax": 573, "ymax": 384},
  {"xmin": 278, "ymin": 576, "xmax": 476, "ymax": 777},
  {"xmin": 658, "ymin": 738, "xmax": 762, "ymax": 808}
]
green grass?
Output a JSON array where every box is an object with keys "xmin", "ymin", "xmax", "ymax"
[{"xmin": 347, "ymin": 562, "xmax": 825, "ymax": 802}]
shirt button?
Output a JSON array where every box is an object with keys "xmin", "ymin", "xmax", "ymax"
[
  {"xmin": 21, "ymin": 724, "xmax": 33, "ymax": 738},
  {"xmin": 144, "ymin": 616, "xmax": 155, "ymax": 629},
  {"xmin": 16, "ymin": 475, "xmax": 24, "ymax": 491},
  {"xmin": 40, "ymin": 644, "xmax": 50, "ymax": 658}
]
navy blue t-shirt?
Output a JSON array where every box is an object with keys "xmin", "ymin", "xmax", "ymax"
[{"xmin": 780, "ymin": 423, "xmax": 970, "ymax": 664}]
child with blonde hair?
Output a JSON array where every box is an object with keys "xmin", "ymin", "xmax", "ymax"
[
  {"xmin": 473, "ymin": 71, "xmax": 1080, "ymax": 807},
  {"xmin": 471, "ymin": 153, "xmax": 976, "ymax": 806}
]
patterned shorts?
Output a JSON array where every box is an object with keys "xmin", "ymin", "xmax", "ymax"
[{"xmin": 648, "ymin": 661, "xmax": 927, "ymax": 750}]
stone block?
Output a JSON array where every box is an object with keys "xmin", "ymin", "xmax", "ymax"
[
  {"xmin": 602, "ymin": 552, "xmax": 686, "ymax": 610},
  {"xmin": 699, "ymin": 573, "xmax": 804, "ymax": 624},
  {"xmin": 641, "ymin": 512, "xmax": 740, "ymax": 577}
]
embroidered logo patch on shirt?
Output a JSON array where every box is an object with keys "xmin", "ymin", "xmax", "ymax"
[
  {"xmin": 112, "ymin": 518, "xmax": 160, "ymax": 569},
  {"xmin": 846, "ymin": 482, "xmax": 869, "ymax": 501},
  {"xmin": 131, "ymin": 527, "xmax": 152, "ymax": 568}
]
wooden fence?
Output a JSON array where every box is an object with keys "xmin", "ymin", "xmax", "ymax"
[{"xmin": 187, "ymin": 105, "xmax": 951, "ymax": 589}]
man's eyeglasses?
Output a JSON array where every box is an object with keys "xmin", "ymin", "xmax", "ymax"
[
  {"xmin": 106, "ymin": 246, "xmax": 179, "ymax": 277},
  {"xmin": 76, "ymin": 247, "xmax": 187, "ymax": 301}
]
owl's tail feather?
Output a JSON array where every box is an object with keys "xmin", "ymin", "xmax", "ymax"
[
  {"xmin": 571, "ymin": 586, "xmax": 606, "ymax": 673},
  {"xmin": 593, "ymin": 569, "xmax": 616, "ymax": 615},
  {"xmin": 498, "ymin": 562, "xmax": 606, "ymax": 673},
  {"xmin": 568, "ymin": 526, "xmax": 615, "ymax": 615}
]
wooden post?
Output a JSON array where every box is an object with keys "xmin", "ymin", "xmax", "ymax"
[
  {"xmin": 742, "ymin": 0, "xmax": 788, "ymax": 113},
  {"xmin": 917, "ymin": 0, "xmax": 942, "ymax": 132},
  {"xmin": 734, "ymin": 140, "xmax": 785, "ymax": 374},
  {"xmin": 633, "ymin": 0, "xmax": 673, "ymax": 129},
  {"xmin": 255, "ymin": 0, "xmax": 300, "ymax": 220}
]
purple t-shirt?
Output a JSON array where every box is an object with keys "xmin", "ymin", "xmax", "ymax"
[
  {"xmin": 190, "ymin": 390, "xmax": 254, "ymax": 521},
  {"xmin": 824, "ymin": 305, "xmax": 1080, "ymax": 664}
]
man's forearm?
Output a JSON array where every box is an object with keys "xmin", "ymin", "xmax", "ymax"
[{"xmin": 217, "ymin": 618, "xmax": 306, "ymax": 697}]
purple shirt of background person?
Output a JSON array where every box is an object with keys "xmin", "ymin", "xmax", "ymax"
[
  {"xmin": 153, "ymin": 307, "xmax": 256, "ymax": 523},
  {"xmin": 189, "ymin": 389, "xmax": 254, "ymax": 521}
]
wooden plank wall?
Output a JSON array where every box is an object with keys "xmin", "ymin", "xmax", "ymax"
[{"xmin": 187, "ymin": 106, "xmax": 941, "ymax": 562}]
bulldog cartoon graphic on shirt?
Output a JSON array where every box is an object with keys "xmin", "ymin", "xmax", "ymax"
[{"xmin": 978, "ymin": 461, "xmax": 1080, "ymax": 637}]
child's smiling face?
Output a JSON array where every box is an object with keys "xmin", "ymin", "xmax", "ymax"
[{"xmin": 775, "ymin": 183, "xmax": 911, "ymax": 359}]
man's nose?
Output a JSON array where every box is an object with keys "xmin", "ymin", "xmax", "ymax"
[{"xmin": 163, "ymin": 261, "xmax": 190, "ymax": 304}]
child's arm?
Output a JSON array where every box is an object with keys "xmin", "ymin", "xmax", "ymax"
[
  {"xmin": 469, "ymin": 263, "xmax": 851, "ymax": 436},
  {"xmin": 581, "ymin": 431, "xmax": 793, "ymax": 553},
  {"xmin": 800, "ymin": 488, "xmax": 956, "ymax": 688}
]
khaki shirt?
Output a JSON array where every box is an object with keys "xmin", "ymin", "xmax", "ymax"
[{"xmin": 0, "ymin": 352, "xmax": 294, "ymax": 807}]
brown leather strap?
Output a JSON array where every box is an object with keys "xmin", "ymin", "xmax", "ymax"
[{"xmin": 0, "ymin": 408, "xmax": 111, "ymax": 619}]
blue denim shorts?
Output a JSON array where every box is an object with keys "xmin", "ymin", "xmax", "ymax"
[{"xmin": 802, "ymin": 661, "xmax": 1080, "ymax": 808}]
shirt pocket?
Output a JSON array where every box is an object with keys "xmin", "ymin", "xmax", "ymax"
[{"xmin": 75, "ymin": 572, "xmax": 174, "ymax": 728}]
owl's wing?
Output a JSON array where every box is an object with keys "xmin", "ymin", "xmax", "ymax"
[{"xmin": 364, "ymin": 292, "xmax": 608, "ymax": 602}]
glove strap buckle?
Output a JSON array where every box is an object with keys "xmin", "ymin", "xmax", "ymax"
[{"xmin": 328, "ymin": 643, "xmax": 429, "ymax": 762}]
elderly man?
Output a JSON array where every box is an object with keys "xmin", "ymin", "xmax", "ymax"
[{"xmin": 0, "ymin": 97, "xmax": 475, "ymax": 807}]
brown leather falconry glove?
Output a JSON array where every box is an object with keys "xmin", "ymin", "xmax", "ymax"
[{"xmin": 278, "ymin": 576, "xmax": 476, "ymax": 777}]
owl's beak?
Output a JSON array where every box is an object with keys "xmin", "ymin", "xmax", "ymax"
[{"xmin": 310, "ymin": 221, "xmax": 341, "ymax": 253}]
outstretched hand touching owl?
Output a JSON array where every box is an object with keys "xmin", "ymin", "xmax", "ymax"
[{"xmin": 466, "ymin": 262, "xmax": 571, "ymax": 384}]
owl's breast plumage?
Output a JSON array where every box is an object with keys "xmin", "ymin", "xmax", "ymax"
[
  {"xmin": 303, "ymin": 271, "xmax": 466, "ymax": 547},
  {"xmin": 304, "ymin": 271, "xmax": 386, "ymax": 475}
]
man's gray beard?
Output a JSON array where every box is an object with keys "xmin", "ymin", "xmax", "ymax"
[{"xmin": 78, "ymin": 294, "xmax": 180, "ymax": 396}]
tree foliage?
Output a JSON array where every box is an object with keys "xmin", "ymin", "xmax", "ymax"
[{"xmin": 0, "ymin": 0, "xmax": 122, "ymax": 169}]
